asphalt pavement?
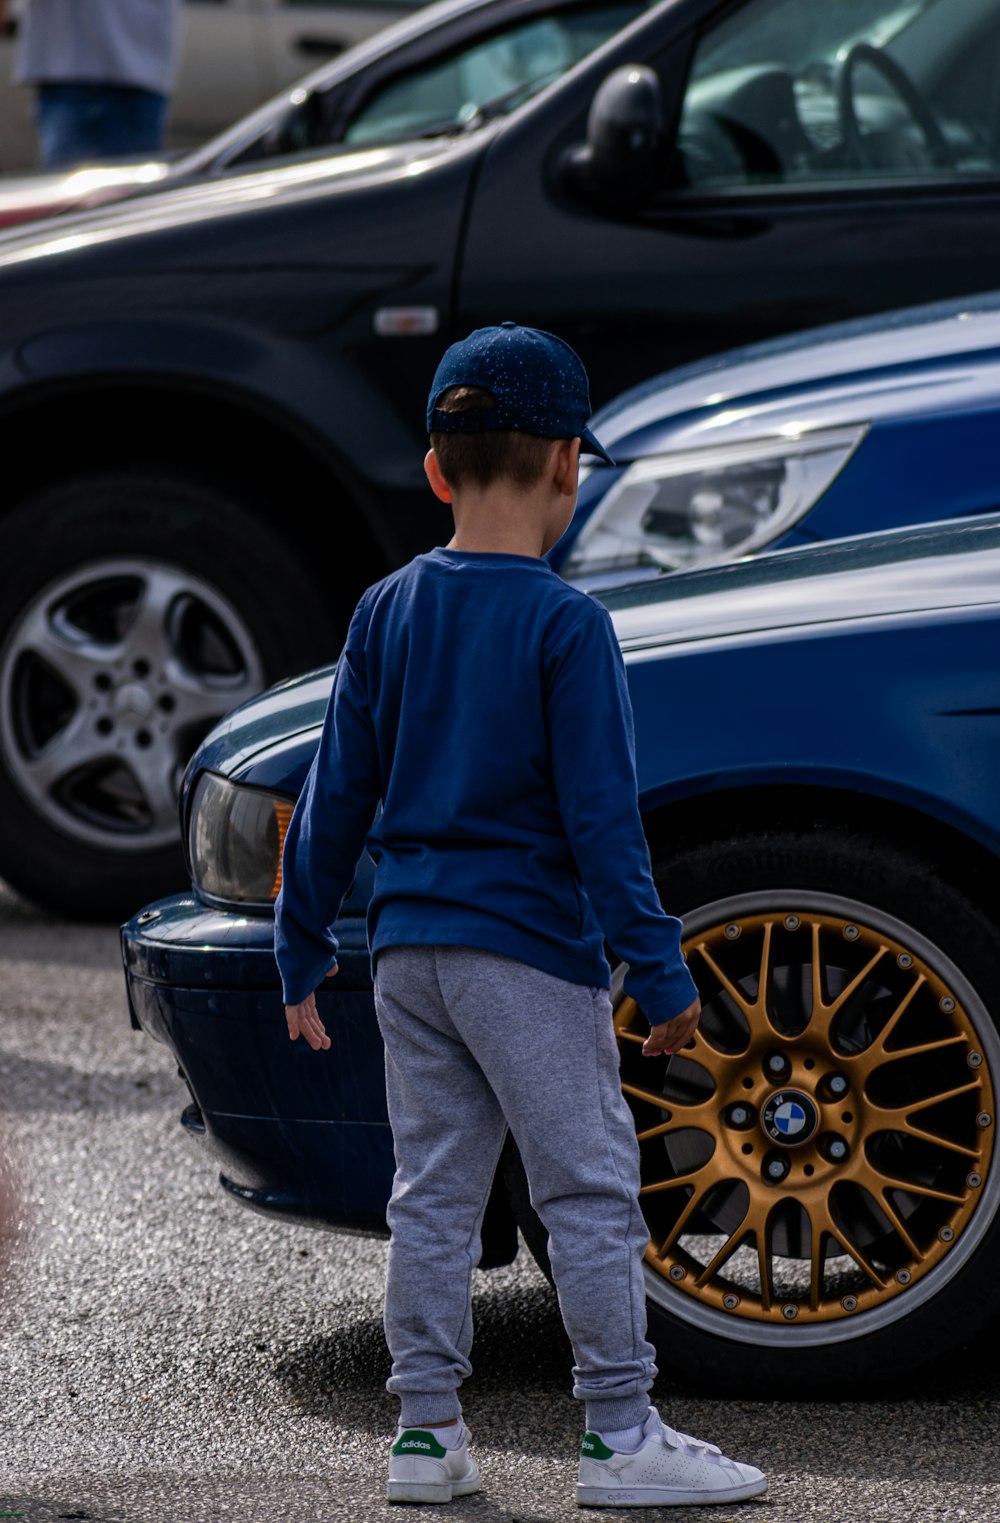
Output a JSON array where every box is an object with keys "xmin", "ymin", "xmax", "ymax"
[{"xmin": 0, "ymin": 878, "xmax": 998, "ymax": 1523}]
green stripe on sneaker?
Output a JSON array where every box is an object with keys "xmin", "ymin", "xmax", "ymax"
[
  {"xmin": 392, "ymin": 1430, "xmax": 448, "ymax": 1459},
  {"xmin": 580, "ymin": 1432, "xmax": 616, "ymax": 1460}
]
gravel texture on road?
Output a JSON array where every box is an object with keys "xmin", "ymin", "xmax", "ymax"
[{"xmin": 0, "ymin": 880, "xmax": 998, "ymax": 1523}]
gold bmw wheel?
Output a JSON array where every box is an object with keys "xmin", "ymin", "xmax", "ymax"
[{"xmin": 617, "ymin": 888, "xmax": 1000, "ymax": 1365}]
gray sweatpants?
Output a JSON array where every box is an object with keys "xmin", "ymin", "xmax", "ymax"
[{"xmin": 373, "ymin": 944, "xmax": 657, "ymax": 1434}]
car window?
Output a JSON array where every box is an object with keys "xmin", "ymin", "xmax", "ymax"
[
  {"xmin": 341, "ymin": 0, "xmax": 649, "ymax": 146},
  {"xmin": 673, "ymin": 0, "xmax": 1000, "ymax": 190},
  {"xmin": 222, "ymin": 0, "xmax": 647, "ymax": 167}
]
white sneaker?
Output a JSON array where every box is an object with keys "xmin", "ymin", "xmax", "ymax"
[
  {"xmin": 387, "ymin": 1425, "xmax": 481, "ymax": 1504},
  {"xmin": 577, "ymin": 1407, "xmax": 767, "ymax": 1508}
]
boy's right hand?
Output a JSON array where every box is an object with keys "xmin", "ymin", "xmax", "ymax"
[
  {"xmin": 284, "ymin": 963, "xmax": 338, "ymax": 1051},
  {"xmin": 642, "ymin": 996, "xmax": 701, "ymax": 1057}
]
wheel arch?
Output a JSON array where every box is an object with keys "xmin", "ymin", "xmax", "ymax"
[
  {"xmin": 640, "ymin": 781, "xmax": 1000, "ymax": 929},
  {"xmin": 0, "ymin": 373, "xmax": 398, "ymax": 603}
]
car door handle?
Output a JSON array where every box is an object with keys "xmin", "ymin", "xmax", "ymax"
[{"xmin": 295, "ymin": 35, "xmax": 345, "ymax": 57}]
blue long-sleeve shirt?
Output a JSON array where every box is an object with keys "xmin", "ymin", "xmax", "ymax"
[{"xmin": 274, "ymin": 546, "xmax": 698, "ymax": 1025}]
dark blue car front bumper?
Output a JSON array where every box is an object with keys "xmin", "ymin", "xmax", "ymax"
[{"xmin": 120, "ymin": 894, "xmax": 393, "ymax": 1234}]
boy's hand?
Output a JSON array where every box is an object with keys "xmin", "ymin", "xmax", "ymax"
[
  {"xmin": 642, "ymin": 996, "xmax": 701, "ymax": 1057},
  {"xmin": 284, "ymin": 963, "xmax": 338, "ymax": 1051}
]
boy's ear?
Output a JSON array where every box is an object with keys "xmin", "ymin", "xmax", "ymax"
[
  {"xmin": 424, "ymin": 447, "xmax": 453, "ymax": 504},
  {"xmin": 554, "ymin": 437, "xmax": 582, "ymax": 496}
]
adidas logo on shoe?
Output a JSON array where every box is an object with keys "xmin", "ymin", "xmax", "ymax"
[{"xmin": 387, "ymin": 1426, "xmax": 482, "ymax": 1505}]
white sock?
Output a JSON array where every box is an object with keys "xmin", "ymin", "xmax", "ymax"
[
  {"xmin": 596, "ymin": 1419, "xmax": 646, "ymax": 1453},
  {"xmin": 399, "ymin": 1422, "xmax": 465, "ymax": 1448}
]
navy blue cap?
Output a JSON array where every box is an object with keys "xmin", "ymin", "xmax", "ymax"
[{"xmin": 426, "ymin": 320, "xmax": 616, "ymax": 465}]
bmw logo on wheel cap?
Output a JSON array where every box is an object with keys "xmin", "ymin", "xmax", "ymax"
[{"xmin": 762, "ymin": 1089, "xmax": 819, "ymax": 1147}]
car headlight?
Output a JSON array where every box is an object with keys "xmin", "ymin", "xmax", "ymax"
[
  {"xmin": 562, "ymin": 424, "xmax": 867, "ymax": 577},
  {"xmin": 187, "ymin": 770, "xmax": 295, "ymax": 905}
]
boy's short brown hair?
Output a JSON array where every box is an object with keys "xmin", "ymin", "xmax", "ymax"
[{"xmin": 430, "ymin": 385, "xmax": 554, "ymax": 491}]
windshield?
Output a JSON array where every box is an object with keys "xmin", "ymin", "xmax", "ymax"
[
  {"xmin": 342, "ymin": 1, "xmax": 647, "ymax": 146},
  {"xmin": 692, "ymin": 0, "xmax": 934, "ymax": 77}
]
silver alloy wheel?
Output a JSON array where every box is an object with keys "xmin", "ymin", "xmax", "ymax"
[
  {"xmin": 618, "ymin": 890, "xmax": 1000, "ymax": 1348},
  {"xmin": 0, "ymin": 557, "xmax": 266, "ymax": 852}
]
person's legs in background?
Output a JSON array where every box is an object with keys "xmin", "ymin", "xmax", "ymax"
[
  {"xmin": 35, "ymin": 82, "xmax": 100, "ymax": 168},
  {"xmin": 35, "ymin": 82, "xmax": 169, "ymax": 168},
  {"xmin": 114, "ymin": 85, "xmax": 170, "ymax": 157}
]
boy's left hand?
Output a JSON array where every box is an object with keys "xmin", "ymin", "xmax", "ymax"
[{"xmin": 642, "ymin": 997, "xmax": 701, "ymax": 1057}]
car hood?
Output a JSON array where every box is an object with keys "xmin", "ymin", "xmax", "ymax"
[
  {"xmin": 0, "ymin": 134, "xmax": 475, "ymax": 270},
  {"xmin": 602, "ymin": 513, "xmax": 1000, "ymax": 652},
  {"xmin": 190, "ymin": 513, "xmax": 1000, "ymax": 790},
  {"xmin": 589, "ymin": 292, "xmax": 1000, "ymax": 464},
  {"xmin": 189, "ymin": 664, "xmax": 335, "ymax": 784}
]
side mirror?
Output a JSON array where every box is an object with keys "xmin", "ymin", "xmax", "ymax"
[
  {"xmin": 263, "ymin": 89, "xmax": 331, "ymax": 157},
  {"xmin": 563, "ymin": 63, "xmax": 665, "ymax": 207}
]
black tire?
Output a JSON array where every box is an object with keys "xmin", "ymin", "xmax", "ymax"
[
  {"xmin": 0, "ymin": 470, "xmax": 344, "ymax": 921},
  {"xmin": 505, "ymin": 823, "xmax": 1000, "ymax": 1397}
]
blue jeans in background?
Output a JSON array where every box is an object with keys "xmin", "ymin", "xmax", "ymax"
[{"xmin": 35, "ymin": 82, "xmax": 169, "ymax": 169}]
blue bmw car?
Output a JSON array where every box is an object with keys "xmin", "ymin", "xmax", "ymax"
[
  {"xmin": 121, "ymin": 511, "xmax": 1000, "ymax": 1399},
  {"xmin": 551, "ymin": 290, "xmax": 1000, "ymax": 587}
]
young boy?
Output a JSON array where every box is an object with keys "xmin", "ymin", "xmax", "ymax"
[{"xmin": 274, "ymin": 321, "xmax": 767, "ymax": 1508}]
